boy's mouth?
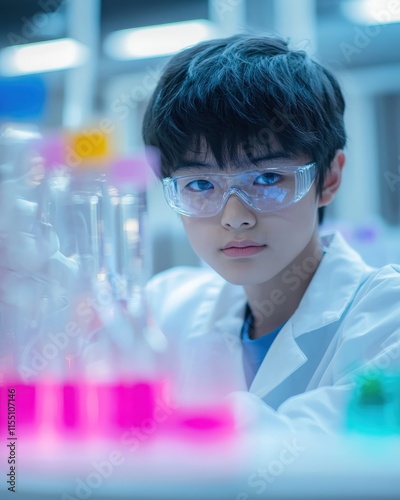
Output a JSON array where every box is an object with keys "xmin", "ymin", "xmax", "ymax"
[{"xmin": 221, "ymin": 240, "xmax": 266, "ymax": 257}]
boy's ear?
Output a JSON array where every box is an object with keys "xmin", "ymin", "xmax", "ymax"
[{"xmin": 318, "ymin": 150, "xmax": 345, "ymax": 207}]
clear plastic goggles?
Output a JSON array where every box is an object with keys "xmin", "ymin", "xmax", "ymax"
[{"xmin": 162, "ymin": 162, "xmax": 317, "ymax": 217}]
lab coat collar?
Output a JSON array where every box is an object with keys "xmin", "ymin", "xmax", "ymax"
[
  {"xmin": 250, "ymin": 232, "xmax": 373, "ymax": 398},
  {"xmin": 289, "ymin": 231, "xmax": 373, "ymax": 337}
]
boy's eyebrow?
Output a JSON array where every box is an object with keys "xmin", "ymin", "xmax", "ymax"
[
  {"xmin": 174, "ymin": 160, "xmax": 210, "ymax": 171},
  {"xmin": 175, "ymin": 151, "xmax": 294, "ymax": 172},
  {"xmin": 249, "ymin": 151, "xmax": 295, "ymax": 163}
]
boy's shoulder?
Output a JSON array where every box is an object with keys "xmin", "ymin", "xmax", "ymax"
[
  {"xmin": 146, "ymin": 265, "xmax": 230, "ymax": 334},
  {"xmin": 353, "ymin": 262, "xmax": 400, "ymax": 299},
  {"xmin": 320, "ymin": 231, "xmax": 400, "ymax": 305}
]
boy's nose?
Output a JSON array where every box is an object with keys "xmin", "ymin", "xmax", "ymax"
[{"xmin": 220, "ymin": 194, "xmax": 257, "ymax": 229}]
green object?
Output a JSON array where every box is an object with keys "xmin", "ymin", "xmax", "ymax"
[
  {"xmin": 358, "ymin": 377, "xmax": 386, "ymax": 405},
  {"xmin": 346, "ymin": 370, "xmax": 400, "ymax": 435}
]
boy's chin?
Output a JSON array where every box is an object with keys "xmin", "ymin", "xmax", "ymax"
[{"xmin": 217, "ymin": 269, "xmax": 276, "ymax": 287}]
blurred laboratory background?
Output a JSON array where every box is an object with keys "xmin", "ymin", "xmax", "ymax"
[{"xmin": 0, "ymin": 0, "xmax": 399, "ymax": 273}]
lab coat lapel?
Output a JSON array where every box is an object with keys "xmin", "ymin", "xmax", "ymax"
[
  {"xmin": 253, "ymin": 321, "xmax": 341, "ymax": 408},
  {"xmin": 249, "ymin": 321, "xmax": 307, "ymax": 398}
]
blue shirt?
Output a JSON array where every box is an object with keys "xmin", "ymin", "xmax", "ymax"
[{"xmin": 241, "ymin": 305, "xmax": 285, "ymax": 388}]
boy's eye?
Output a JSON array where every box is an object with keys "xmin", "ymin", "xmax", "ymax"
[
  {"xmin": 185, "ymin": 179, "xmax": 214, "ymax": 192},
  {"xmin": 254, "ymin": 172, "xmax": 283, "ymax": 186}
]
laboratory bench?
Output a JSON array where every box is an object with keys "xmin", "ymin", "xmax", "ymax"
[{"xmin": 2, "ymin": 430, "xmax": 400, "ymax": 500}]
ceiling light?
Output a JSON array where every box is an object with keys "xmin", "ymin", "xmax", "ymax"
[
  {"xmin": 0, "ymin": 38, "xmax": 89, "ymax": 76},
  {"xmin": 342, "ymin": 0, "xmax": 400, "ymax": 25},
  {"xmin": 1, "ymin": 124, "xmax": 41, "ymax": 141},
  {"xmin": 104, "ymin": 19, "xmax": 218, "ymax": 61}
]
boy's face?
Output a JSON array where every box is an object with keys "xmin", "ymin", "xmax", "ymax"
[{"xmin": 176, "ymin": 141, "xmax": 323, "ymax": 286}]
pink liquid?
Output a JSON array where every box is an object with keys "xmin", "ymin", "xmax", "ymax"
[
  {"xmin": 169, "ymin": 404, "xmax": 236, "ymax": 443},
  {"xmin": 0, "ymin": 382, "xmax": 38, "ymax": 437},
  {"xmin": 0, "ymin": 378, "xmax": 163, "ymax": 440},
  {"xmin": 0, "ymin": 379, "xmax": 237, "ymax": 444},
  {"xmin": 58, "ymin": 379, "xmax": 163, "ymax": 439}
]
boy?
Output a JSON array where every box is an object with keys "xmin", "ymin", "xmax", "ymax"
[{"xmin": 142, "ymin": 33, "xmax": 400, "ymax": 433}]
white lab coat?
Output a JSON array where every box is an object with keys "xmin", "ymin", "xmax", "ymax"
[{"xmin": 147, "ymin": 232, "xmax": 400, "ymax": 434}]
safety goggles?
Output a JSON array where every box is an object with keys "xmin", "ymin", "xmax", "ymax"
[{"xmin": 162, "ymin": 162, "xmax": 317, "ymax": 217}]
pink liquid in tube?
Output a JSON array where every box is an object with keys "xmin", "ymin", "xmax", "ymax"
[
  {"xmin": 0, "ymin": 379, "xmax": 40, "ymax": 438},
  {"xmin": 167, "ymin": 403, "xmax": 236, "ymax": 444},
  {"xmin": 0, "ymin": 378, "xmax": 238, "ymax": 447}
]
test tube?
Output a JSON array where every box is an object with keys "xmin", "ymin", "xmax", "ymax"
[
  {"xmin": 91, "ymin": 150, "xmax": 167, "ymax": 434},
  {"xmin": 0, "ymin": 126, "xmax": 58, "ymax": 439},
  {"xmin": 20, "ymin": 131, "xmax": 107, "ymax": 440},
  {"xmin": 56, "ymin": 154, "xmax": 108, "ymax": 437}
]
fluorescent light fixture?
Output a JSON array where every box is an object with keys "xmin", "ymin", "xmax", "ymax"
[
  {"xmin": 104, "ymin": 19, "xmax": 218, "ymax": 60},
  {"xmin": 1, "ymin": 125, "xmax": 41, "ymax": 141},
  {"xmin": 0, "ymin": 38, "xmax": 89, "ymax": 76},
  {"xmin": 342, "ymin": 0, "xmax": 400, "ymax": 25}
]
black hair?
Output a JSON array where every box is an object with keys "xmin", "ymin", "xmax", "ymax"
[{"xmin": 142, "ymin": 33, "xmax": 346, "ymax": 224}]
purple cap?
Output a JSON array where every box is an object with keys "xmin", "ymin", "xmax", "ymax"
[
  {"xmin": 109, "ymin": 147, "xmax": 160, "ymax": 188},
  {"xmin": 34, "ymin": 133, "xmax": 66, "ymax": 171}
]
